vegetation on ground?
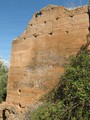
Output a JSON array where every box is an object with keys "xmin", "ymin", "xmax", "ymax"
[
  {"xmin": 31, "ymin": 50, "xmax": 90, "ymax": 120},
  {"xmin": 0, "ymin": 59, "xmax": 8, "ymax": 103}
]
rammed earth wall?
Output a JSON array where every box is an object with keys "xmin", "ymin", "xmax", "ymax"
[{"xmin": 0, "ymin": 5, "xmax": 88, "ymax": 120}]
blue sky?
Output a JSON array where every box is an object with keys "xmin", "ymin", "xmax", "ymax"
[{"xmin": 0, "ymin": 0, "xmax": 88, "ymax": 62}]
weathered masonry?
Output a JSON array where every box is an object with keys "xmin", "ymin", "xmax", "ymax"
[{"xmin": 0, "ymin": 5, "xmax": 89, "ymax": 120}]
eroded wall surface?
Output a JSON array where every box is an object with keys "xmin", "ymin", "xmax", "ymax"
[{"xmin": 3, "ymin": 5, "xmax": 89, "ymax": 119}]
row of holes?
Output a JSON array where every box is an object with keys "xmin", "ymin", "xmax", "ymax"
[
  {"xmin": 33, "ymin": 32, "xmax": 53, "ymax": 38},
  {"xmin": 22, "ymin": 30, "xmax": 69, "ymax": 40},
  {"xmin": 30, "ymin": 17, "xmax": 60, "ymax": 27},
  {"xmin": 30, "ymin": 14, "xmax": 74, "ymax": 27},
  {"xmin": 33, "ymin": 30, "xmax": 69, "ymax": 38}
]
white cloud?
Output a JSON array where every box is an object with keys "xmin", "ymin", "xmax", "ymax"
[
  {"xmin": 0, "ymin": 57, "xmax": 10, "ymax": 68},
  {"xmin": 3, "ymin": 59, "xmax": 10, "ymax": 67}
]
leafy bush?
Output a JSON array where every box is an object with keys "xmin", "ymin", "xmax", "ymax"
[
  {"xmin": 31, "ymin": 51, "xmax": 90, "ymax": 120},
  {"xmin": 0, "ymin": 59, "xmax": 8, "ymax": 103}
]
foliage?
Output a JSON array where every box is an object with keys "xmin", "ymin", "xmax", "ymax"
[
  {"xmin": 31, "ymin": 51, "xmax": 90, "ymax": 120},
  {"xmin": 0, "ymin": 59, "xmax": 8, "ymax": 103}
]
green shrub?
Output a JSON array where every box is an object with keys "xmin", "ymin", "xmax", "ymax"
[
  {"xmin": 31, "ymin": 51, "xmax": 90, "ymax": 120},
  {"xmin": 0, "ymin": 59, "xmax": 8, "ymax": 103}
]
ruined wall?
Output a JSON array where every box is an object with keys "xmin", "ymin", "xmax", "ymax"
[{"xmin": 4, "ymin": 5, "xmax": 89, "ymax": 119}]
